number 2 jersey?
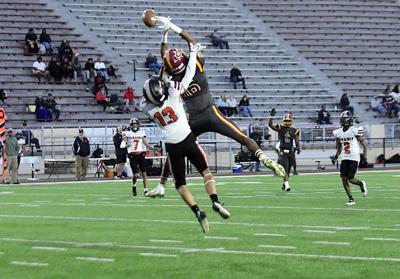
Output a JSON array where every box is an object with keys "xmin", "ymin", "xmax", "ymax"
[
  {"xmin": 146, "ymin": 81, "xmax": 191, "ymax": 144},
  {"xmin": 333, "ymin": 126, "xmax": 363, "ymax": 162},
  {"xmin": 122, "ymin": 130, "xmax": 147, "ymax": 153}
]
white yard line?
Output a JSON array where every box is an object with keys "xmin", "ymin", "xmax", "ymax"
[
  {"xmin": 363, "ymin": 238, "xmax": 400, "ymax": 242},
  {"xmin": 76, "ymin": 257, "xmax": 114, "ymax": 263},
  {"xmin": 32, "ymin": 246, "xmax": 68, "ymax": 251},
  {"xmin": 0, "ymin": 192, "xmax": 14, "ymax": 195},
  {"xmin": 313, "ymin": 241, "xmax": 350, "ymax": 246},
  {"xmin": 2, "ymin": 237, "xmax": 400, "ymax": 263},
  {"xmin": 139, "ymin": 253, "xmax": 177, "ymax": 258},
  {"xmin": 204, "ymin": 236, "xmax": 238, "ymax": 240},
  {"xmin": 254, "ymin": 233, "xmax": 287, "ymax": 237},
  {"xmin": 149, "ymin": 239, "xmax": 183, "ymax": 243},
  {"xmin": 304, "ymin": 230, "xmax": 337, "ymax": 234},
  {"xmin": 10, "ymin": 261, "xmax": 48, "ymax": 267},
  {"xmin": 19, "ymin": 204, "xmax": 40, "ymax": 207},
  {"xmin": 258, "ymin": 244, "xmax": 296, "ymax": 249}
]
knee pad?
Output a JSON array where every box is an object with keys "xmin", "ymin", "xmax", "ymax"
[{"xmin": 203, "ymin": 172, "xmax": 215, "ymax": 186}]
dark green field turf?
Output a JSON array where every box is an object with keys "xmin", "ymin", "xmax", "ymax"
[{"xmin": 0, "ymin": 171, "xmax": 399, "ymax": 279}]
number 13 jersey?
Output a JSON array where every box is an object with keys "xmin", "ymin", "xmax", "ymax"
[
  {"xmin": 146, "ymin": 81, "xmax": 191, "ymax": 144},
  {"xmin": 333, "ymin": 126, "xmax": 362, "ymax": 162}
]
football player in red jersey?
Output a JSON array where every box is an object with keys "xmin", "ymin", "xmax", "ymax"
[{"xmin": 146, "ymin": 17, "xmax": 285, "ymax": 198}]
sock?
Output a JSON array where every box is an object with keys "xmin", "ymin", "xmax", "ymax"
[
  {"xmin": 210, "ymin": 194, "xmax": 219, "ymax": 204},
  {"xmin": 284, "ymin": 181, "xmax": 290, "ymax": 188},
  {"xmin": 190, "ymin": 204, "xmax": 200, "ymax": 216},
  {"xmin": 132, "ymin": 185, "xmax": 137, "ymax": 192},
  {"xmin": 255, "ymin": 149, "xmax": 266, "ymax": 161},
  {"xmin": 349, "ymin": 195, "xmax": 354, "ymax": 201},
  {"xmin": 144, "ymin": 188, "xmax": 148, "ymax": 192}
]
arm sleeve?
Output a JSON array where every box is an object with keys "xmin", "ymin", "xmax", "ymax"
[{"xmin": 180, "ymin": 52, "xmax": 197, "ymax": 89}]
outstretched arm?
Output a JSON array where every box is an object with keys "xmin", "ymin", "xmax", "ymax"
[
  {"xmin": 159, "ymin": 17, "xmax": 195, "ymax": 57},
  {"xmin": 268, "ymin": 108, "xmax": 279, "ymax": 132}
]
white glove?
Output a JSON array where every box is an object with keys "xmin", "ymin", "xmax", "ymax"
[
  {"xmin": 190, "ymin": 43, "xmax": 206, "ymax": 53},
  {"xmin": 156, "ymin": 16, "xmax": 172, "ymax": 32},
  {"xmin": 161, "ymin": 73, "xmax": 172, "ymax": 85}
]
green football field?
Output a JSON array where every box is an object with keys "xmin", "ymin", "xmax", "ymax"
[{"xmin": 0, "ymin": 171, "xmax": 399, "ymax": 279}]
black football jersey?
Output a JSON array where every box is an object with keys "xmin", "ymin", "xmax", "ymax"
[
  {"xmin": 276, "ymin": 124, "xmax": 299, "ymax": 150},
  {"xmin": 172, "ymin": 57, "xmax": 213, "ymax": 113}
]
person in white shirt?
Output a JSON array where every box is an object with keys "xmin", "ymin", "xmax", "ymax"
[
  {"xmin": 226, "ymin": 96, "xmax": 238, "ymax": 117},
  {"xmin": 94, "ymin": 57, "xmax": 109, "ymax": 81},
  {"xmin": 332, "ymin": 111, "xmax": 368, "ymax": 206},
  {"xmin": 32, "ymin": 56, "xmax": 49, "ymax": 84},
  {"xmin": 142, "ymin": 43, "xmax": 230, "ymax": 233},
  {"xmin": 120, "ymin": 118, "xmax": 158, "ymax": 196}
]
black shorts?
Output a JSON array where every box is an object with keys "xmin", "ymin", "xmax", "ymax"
[
  {"xmin": 116, "ymin": 151, "xmax": 127, "ymax": 164},
  {"xmin": 128, "ymin": 152, "xmax": 147, "ymax": 174},
  {"xmin": 340, "ymin": 160, "xmax": 359, "ymax": 179},
  {"xmin": 165, "ymin": 132, "xmax": 208, "ymax": 188},
  {"xmin": 189, "ymin": 105, "xmax": 249, "ymax": 146},
  {"xmin": 278, "ymin": 149, "xmax": 295, "ymax": 174}
]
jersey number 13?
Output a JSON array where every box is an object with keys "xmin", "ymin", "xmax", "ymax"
[{"xmin": 153, "ymin": 106, "xmax": 178, "ymax": 127}]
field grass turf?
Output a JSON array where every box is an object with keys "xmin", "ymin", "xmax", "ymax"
[{"xmin": 0, "ymin": 171, "xmax": 399, "ymax": 278}]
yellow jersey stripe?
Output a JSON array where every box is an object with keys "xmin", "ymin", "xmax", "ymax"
[
  {"xmin": 212, "ymin": 106, "xmax": 247, "ymax": 138},
  {"xmin": 196, "ymin": 60, "xmax": 204, "ymax": 73}
]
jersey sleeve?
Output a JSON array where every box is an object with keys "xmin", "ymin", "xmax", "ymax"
[
  {"xmin": 180, "ymin": 51, "xmax": 197, "ymax": 89},
  {"xmin": 332, "ymin": 128, "xmax": 340, "ymax": 138},
  {"xmin": 353, "ymin": 126, "xmax": 363, "ymax": 137}
]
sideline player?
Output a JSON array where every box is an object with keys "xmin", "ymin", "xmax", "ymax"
[
  {"xmin": 268, "ymin": 110, "xmax": 300, "ymax": 192},
  {"xmin": 146, "ymin": 17, "xmax": 285, "ymax": 197},
  {"xmin": 120, "ymin": 118, "xmax": 159, "ymax": 196},
  {"xmin": 332, "ymin": 111, "xmax": 368, "ymax": 206},
  {"xmin": 143, "ymin": 43, "xmax": 230, "ymax": 233}
]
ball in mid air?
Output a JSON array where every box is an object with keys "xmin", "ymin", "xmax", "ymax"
[{"xmin": 142, "ymin": 9, "xmax": 157, "ymax": 27}]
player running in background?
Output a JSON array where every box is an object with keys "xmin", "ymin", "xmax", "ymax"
[
  {"xmin": 268, "ymin": 109, "xmax": 300, "ymax": 192},
  {"xmin": 142, "ymin": 43, "xmax": 230, "ymax": 233},
  {"xmin": 332, "ymin": 111, "xmax": 368, "ymax": 206},
  {"xmin": 121, "ymin": 118, "xmax": 159, "ymax": 196},
  {"xmin": 146, "ymin": 16, "xmax": 285, "ymax": 197}
]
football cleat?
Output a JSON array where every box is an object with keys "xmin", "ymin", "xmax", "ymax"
[
  {"xmin": 212, "ymin": 202, "xmax": 231, "ymax": 219},
  {"xmin": 263, "ymin": 158, "xmax": 285, "ymax": 177},
  {"xmin": 361, "ymin": 181, "xmax": 368, "ymax": 197},
  {"xmin": 346, "ymin": 199, "xmax": 355, "ymax": 206},
  {"xmin": 196, "ymin": 211, "xmax": 209, "ymax": 233},
  {"xmin": 145, "ymin": 184, "xmax": 166, "ymax": 198},
  {"xmin": 281, "ymin": 184, "xmax": 291, "ymax": 192}
]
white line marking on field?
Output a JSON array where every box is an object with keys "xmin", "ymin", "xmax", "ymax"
[
  {"xmin": 258, "ymin": 244, "xmax": 296, "ymax": 249},
  {"xmin": 10, "ymin": 261, "xmax": 48, "ymax": 267},
  {"xmin": 67, "ymin": 199, "xmax": 85, "ymax": 202},
  {"xmin": 0, "ymin": 251, "xmax": 4, "ymax": 255},
  {"xmin": 313, "ymin": 241, "xmax": 350, "ymax": 246},
  {"xmin": 254, "ymin": 233, "xmax": 287, "ymax": 237},
  {"xmin": 33, "ymin": 201, "xmax": 50, "ymax": 203},
  {"xmin": 149, "ymin": 239, "xmax": 183, "ymax": 243},
  {"xmin": 99, "ymin": 198, "xmax": 117, "ymax": 200},
  {"xmin": 204, "ymin": 236, "xmax": 238, "ymax": 240},
  {"xmin": 32, "ymin": 246, "xmax": 68, "ymax": 251},
  {"xmin": 139, "ymin": 253, "xmax": 177, "ymax": 258},
  {"xmin": 19, "ymin": 204, "xmax": 40, "ymax": 207},
  {"xmin": 363, "ymin": 238, "xmax": 400, "ymax": 242},
  {"xmin": 76, "ymin": 257, "xmax": 114, "ymax": 263},
  {"xmin": 304, "ymin": 230, "xmax": 336, "ymax": 234},
  {"xmin": 0, "ymin": 192, "xmax": 14, "ymax": 195}
]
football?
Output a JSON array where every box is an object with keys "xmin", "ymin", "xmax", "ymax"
[{"xmin": 142, "ymin": 9, "xmax": 157, "ymax": 28}]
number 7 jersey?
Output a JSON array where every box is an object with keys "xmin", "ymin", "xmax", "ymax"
[
  {"xmin": 146, "ymin": 81, "xmax": 191, "ymax": 144},
  {"xmin": 333, "ymin": 126, "xmax": 362, "ymax": 162}
]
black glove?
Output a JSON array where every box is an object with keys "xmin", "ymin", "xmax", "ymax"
[
  {"xmin": 295, "ymin": 148, "xmax": 301, "ymax": 155},
  {"xmin": 331, "ymin": 155, "xmax": 338, "ymax": 165},
  {"xmin": 270, "ymin": 108, "xmax": 276, "ymax": 116}
]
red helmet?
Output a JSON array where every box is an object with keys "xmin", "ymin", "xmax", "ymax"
[{"xmin": 163, "ymin": 48, "xmax": 188, "ymax": 75}]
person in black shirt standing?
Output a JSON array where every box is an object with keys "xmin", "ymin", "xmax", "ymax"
[
  {"xmin": 72, "ymin": 128, "xmax": 91, "ymax": 181},
  {"xmin": 113, "ymin": 126, "xmax": 127, "ymax": 178},
  {"xmin": 269, "ymin": 109, "xmax": 300, "ymax": 192}
]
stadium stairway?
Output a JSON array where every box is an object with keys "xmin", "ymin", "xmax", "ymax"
[
  {"xmin": 239, "ymin": 0, "xmax": 400, "ymax": 123},
  {"xmin": 48, "ymin": 0, "xmax": 348, "ymax": 127},
  {"xmin": 0, "ymin": 0, "xmax": 148, "ymax": 128}
]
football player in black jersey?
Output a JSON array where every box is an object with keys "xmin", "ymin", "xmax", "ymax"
[
  {"xmin": 146, "ymin": 17, "xmax": 285, "ymax": 197},
  {"xmin": 268, "ymin": 109, "xmax": 300, "ymax": 192}
]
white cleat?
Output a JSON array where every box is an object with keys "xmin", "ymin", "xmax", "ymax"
[
  {"xmin": 212, "ymin": 202, "xmax": 231, "ymax": 219},
  {"xmin": 262, "ymin": 158, "xmax": 285, "ymax": 177},
  {"xmin": 361, "ymin": 181, "xmax": 368, "ymax": 197},
  {"xmin": 145, "ymin": 184, "xmax": 166, "ymax": 198},
  {"xmin": 346, "ymin": 199, "xmax": 356, "ymax": 206}
]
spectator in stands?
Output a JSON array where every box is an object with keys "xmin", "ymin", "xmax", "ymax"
[
  {"xmin": 72, "ymin": 57, "xmax": 83, "ymax": 83},
  {"xmin": 216, "ymin": 96, "xmax": 227, "ymax": 115},
  {"xmin": 25, "ymin": 28, "xmax": 39, "ymax": 54},
  {"xmin": 60, "ymin": 57, "xmax": 74, "ymax": 82},
  {"xmin": 145, "ymin": 51, "xmax": 162, "ymax": 74},
  {"xmin": 39, "ymin": 28, "xmax": 55, "ymax": 54},
  {"xmin": 73, "ymin": 128, "xmax": 91, "ymax": 181},
  {"xmin": 230, "ymin": 64, "xmax": 247, "ymax": 89},
  {"xmin": 370, "ymin": 96, "xmax": 386, "ymax": 115},
  {"xmin": 238, "ymin": 95, "xmax": 253, "ymax": 117},
  {"xmin": 32, "ymin": 56, "xmax": 50, "ymax": 84},
  {"xmin": 385, "ymin": 84, "xmax": 400, "ymax": 118},
  {"xmin": 123, "ymin": 86, "xmax": 136, "ymax": 111},
  {"xmin": 93, "ymin": 72, "xmax": 106, "ymax": 94},
  {"xmin": 317, "ymin": 104, "xmax": 332, "ymax": 124},
  {"xmin": 4, "ymin": 129, "xmax": 20, "ymax": 184},
  {"xmin": 45, "ymin": 93, "xmax": 60, "ymax": 121},
  {"xmin": 96, "ymin": 87, "xmax": 109, "ymax": 111},
  {"xmin": 339, "ymin": 93, "xmax": 354, "ymax": 115},
  {"xmin": 34, "ymin": 92, "xmax": 50, "ymax": 121},
  {"xmin": 107, "ymin": 64, "xmax": 117, "ymax": 79},
  {"xmin": 94, "ymin": 57, "xmax": 109, "ymax": 81},
  {"xmin": 207, "ymin": 29, "xmax": 229, "ymax": 49},
  {"xmin": 83, "ymin": 57, "xmax": 95, "ymax": 84},
  {"xmin": 226, "ymin": 95, "xmax": 238, "ymax": 117},
  {"xmin": 0, "ymin": 89, "xmax": 7, "ymax": 104},
  {"xmin": 47, "ymin": 56, "xmax": 62, "ymax": 84},
  {"xmin": 58, "ymin": 39, "xmax": 74, "ymax": 62},
  {"xmin": 22, "ymin": 121, "xmax": 41, "ymax": 151}
]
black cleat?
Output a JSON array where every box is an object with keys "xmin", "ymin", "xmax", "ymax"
[{"xmin": 196, "ymin": 211, "xmax": 209, "ymax": 233}]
